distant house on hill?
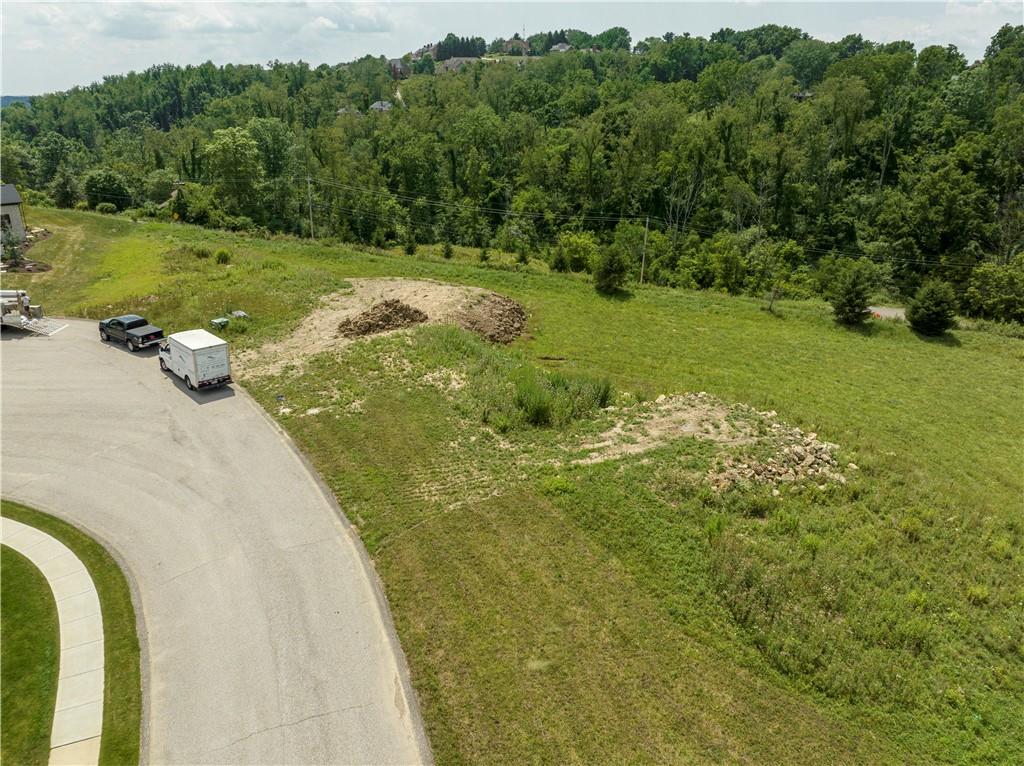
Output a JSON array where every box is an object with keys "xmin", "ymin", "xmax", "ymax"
[
  {"xmin": 438, "ymin": 57, "xmax": 478, "ymax": 73},
  {"xmin": 410, "ymin": 43, "xmax": 439, "ymax": 61},
  {"xmin": 792, "ymin": 90, "xmax": 815, "ymax": 102},
  {"xmin": 0, "ymin": 184, "xmax": 26, "ymax": 242},
  {"xmin": 503, "ymin": 38, "xmax": 529, "ymax": 55},
  {"xmin": 550, "ymin": 43, "xmax": 573, "ymax": 53},
  {"xmin": 369, "ymin": 100, "xmax": 393, "ymax": 112},
  {"xmin": 389, "ymin": 58, "xmax": 411, "ymax": 79},
  {"xmin": 336, "ymin": 106, "xmax": 362, "ymax": 117}
]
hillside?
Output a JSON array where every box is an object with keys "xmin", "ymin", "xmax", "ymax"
[
  {"xmin": 6, "ymin": 208, "xmax": 1022, "ymax": 764},
  {"xmin": 2, "ymin": 23, "xmax": 1022, "ymax": 325}
]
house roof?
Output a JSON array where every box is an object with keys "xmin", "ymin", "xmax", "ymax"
[
  {"xmin": 369, "ymin": 100, "xmax": 393, "ymax": 111},
  {"xmin": 438, "ymin": 57, "xmax": 478, "ymax": 72},
  {"xmin": 1, "ymin": 184, "xmax": 22, "ymax": 205}
]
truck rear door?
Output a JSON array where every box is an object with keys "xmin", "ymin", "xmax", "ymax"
[{"xmin": 196, "ymin": 347, "xmax": 229, "ymax": 383}]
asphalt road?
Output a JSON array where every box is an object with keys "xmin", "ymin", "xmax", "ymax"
[{"xmin": 1, "ymin": 321, "xmax": 431, "ymax": 765}]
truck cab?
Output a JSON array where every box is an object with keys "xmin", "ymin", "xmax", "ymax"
[{"xmin": 158, "ymin": 329, "xmax": 232, "ymax": 391}]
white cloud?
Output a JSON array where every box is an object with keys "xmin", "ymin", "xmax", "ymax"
[{"xmin": 310, "ymin": 16, "xmax": 340, "ymax": 31}]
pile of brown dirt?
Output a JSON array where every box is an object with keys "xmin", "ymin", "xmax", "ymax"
[
  {"xmin": 236, "ymin": 278, "xmax": 527, "ymax": 377},
  {"xmin": 452, "ymin": 293, "xmax": 528, "ymax": 344},
  {"xmin": 338, "ymin": 299, "xmax": 427, "ymax": 338}
]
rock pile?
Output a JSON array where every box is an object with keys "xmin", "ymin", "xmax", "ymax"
[
  {"xmin": 337, "ymin": 299, "xmax": 427, "ymax": 338},
  {"xmin": 707, "ymin": 424, "xmax": 851, "ymax": 491}
]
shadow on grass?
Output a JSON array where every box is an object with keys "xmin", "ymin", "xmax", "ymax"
[
  {"xmin": 835, "ymin": 321, "xmax": 881, "ymax": 337},
  {"xmin": 595, "ymin": 287, "xmax": 633, "ymax": 302},
  {"xmin": 912, "ymin": 330, "xmax": 962, "ymax": 347}
]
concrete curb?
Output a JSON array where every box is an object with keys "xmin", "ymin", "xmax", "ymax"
[{"xmin": 2, "ymin": 517, "xmax": 104, "ymax": 766}]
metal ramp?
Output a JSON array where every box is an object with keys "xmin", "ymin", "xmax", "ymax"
[{"xmin": 21, "ymin": 317, "xmax": 68, "ymax": 336}]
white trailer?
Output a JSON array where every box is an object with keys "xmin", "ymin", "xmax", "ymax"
[
  {"xmin": 158, "ymin": 329, "xmax": 232, "ymax": 390},
  {"xmin": 0, "ymin": 289, "xmax": 67, "ymax": 335}
]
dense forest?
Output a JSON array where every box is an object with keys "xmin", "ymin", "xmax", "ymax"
[{"xmin": 2, "ymin": 24, "xmax": 1022, "ymax": 320}]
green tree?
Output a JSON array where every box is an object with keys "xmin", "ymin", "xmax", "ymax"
[
  {"xmin": 593, "ymin": 246, "xmax": 629, "ymax": 294},
  {"xmin": 829, "ymin": 259, "xmax": 876, "ymax": 325},
  {"xmin": 962, "ymin": 255, "xmax": 1024, "ymax": 323},
  {"xmin": 203, "ymin": 127, "xmax": 263, "ymax": 214},
  {"xmin": 145, "ymin": 168, "xmax": 178, "ymax": 204},
  {"xmin": 246, "ymin": 118, "xmax": 294, "ymax": 178},
  {"xmin": 48, "ymin": 163, "xmax": 80, "ymax": 208},
  {"xmin": 83, "ymin": 168, "xmax": 131, "ymax": 210},
  {"xmin": 413, "ymin": 55, "xmax": 435, "ymax": 75},
  {"xmin": 783, "ymin": 39, "xmax": 835, "ymax": 88},
  {"xmin": 907, "ymin": 281, "xmax": 958, "ymax": 335},
  {"xmin": 403, "ymin": 224, "xmax": 417, "ymax": 255},
  {"xmin": 556, "ymin": 230, "xmax": 599, "ymax": 272}
]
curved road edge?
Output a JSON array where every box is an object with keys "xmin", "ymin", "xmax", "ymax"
[
  {"xmin": 238, "ymin": 392, "xmax": 435, "ymax": 766},
  {"xmin": 2, "ymin": 319, "xmax": 434, "ymax": 764}
]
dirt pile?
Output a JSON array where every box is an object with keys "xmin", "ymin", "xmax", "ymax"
[
  {"xmin": 453, "ymin": 293, "xmax": 527, "ymax": 344},
  {"xmin": 707, "ymin": 424, "xmax": 848, "ymax": 491},
  {"xmin": 236, "ymin": 278, "xmax": 527, "ymax": 377},
  {"xmin": 338, "ymin": 299, "xmax": 427, "ymax": 338}
]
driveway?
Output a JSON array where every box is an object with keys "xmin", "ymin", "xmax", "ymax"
[
  {"xmin": 1, "ymin": 321, "xmax": 430, "ymax": 765},
  {"xmin": 869, "ymin": 305, "xmax": 906, "ymax": 320}
]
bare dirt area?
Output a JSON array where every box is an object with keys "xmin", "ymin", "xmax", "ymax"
[
  {"xmin": 574, "ymin": 392, "xmax": 851, "ymax": 490},
  {"xmin": 576, "ymin": 392, "xmax": 757, "ymax": 465},
  {"xmin": 237, "ymin": 278, "xmax": 526, "ymax": 377}
]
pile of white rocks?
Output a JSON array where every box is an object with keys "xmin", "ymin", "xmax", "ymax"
[{"xmin": 708, "ymin": 422, "xmax": 858, "ymax": 492}]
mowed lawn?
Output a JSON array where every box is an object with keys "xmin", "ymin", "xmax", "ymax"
[
  {"xmin": 8, "ymin": 208, "xmax": 1023, "ymax": 764},
  {"xmin": 1, "ymin": 545, "xmax": 59, "ymax": 766},
  {"xmin": 0, "ymin": 501, "xmax": 142, "ymax": 766}
]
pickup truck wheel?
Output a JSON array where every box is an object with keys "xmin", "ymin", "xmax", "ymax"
[
  {"xmin": 99, "ymin": 330, "xmax": 108, "ymax": 342},
  {"xmin": 127, "ymin": 339, "xmax": 137, "ymax": 352},
  {"xmin": 184, "ymin": 376, "xmax": 195, "ymax": 391},
  {"xmin": 159, "ymin": 358, "xmax": 168, "ymax": 371}
]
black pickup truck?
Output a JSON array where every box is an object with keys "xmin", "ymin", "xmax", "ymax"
[{"xmin": 98, "ymin": 314, "xmax": 164, "ymax": 352}]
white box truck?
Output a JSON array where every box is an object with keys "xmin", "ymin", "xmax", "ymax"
[{"xmin": 158, "ymin": 329, "xmax": 232, "ymax": 390}]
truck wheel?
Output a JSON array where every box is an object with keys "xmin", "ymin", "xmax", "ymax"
[
  {"xmin": 99, "ymin": 330, "xmax": 108, "ymax": 342},
  {"xmin": 159, "ymin": 358, "xmax": 168, "ymax": 371},
  {"xmin": 127, "ymin": 339, "xmax": 137, "ymax": 352},
  {"xmin": 184, "ymin": 376, "xmax": 195, "ymax": 391}
]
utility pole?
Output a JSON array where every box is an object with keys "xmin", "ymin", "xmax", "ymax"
[
  {"xmin": 302, "ymin": 102, "xmax": 315, "ymax": 240},
  {"xmin": 306, "ymin": 176, "xmax": 315, "ymax": 239},
  {"xmin": 639, "ymin": 215, "xmax": 650, "ymax": 285}
]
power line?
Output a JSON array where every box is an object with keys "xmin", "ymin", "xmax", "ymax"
[{"xmin": 46, "ymin": 170, "xmax": 991, "ymax": 269}]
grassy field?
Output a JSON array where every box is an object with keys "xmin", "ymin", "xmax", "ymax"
[
  {"xmin": 0, "ymin": 500, "xmax": 142, "ymax": 766},
  {"xmin": 1, "ymin": 545, "xmax": 60, "ymax": 766},
  {"xmin": 6, "ymin": 208, "xmax": 1023, "ymax": 763}
]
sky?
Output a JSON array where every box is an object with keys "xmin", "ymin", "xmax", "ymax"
[{"xmin": 2, "ymin": 1, "xmax": 1021, "ymax": 95}]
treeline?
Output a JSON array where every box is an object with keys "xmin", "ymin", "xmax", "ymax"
[
  {"xmin": 434, "ymin": 34, "xmax": 487, "ymax": 62},
  {"xmin": 1, "ymin": 24, "xmax": 1023, "ymax": 321}
]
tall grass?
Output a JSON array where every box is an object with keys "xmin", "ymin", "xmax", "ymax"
[{"xmin": 415, "ymin": 325, "xmax": 613, "ymax": 430}]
